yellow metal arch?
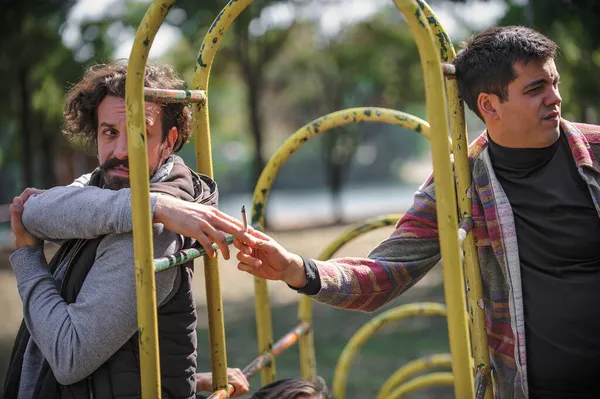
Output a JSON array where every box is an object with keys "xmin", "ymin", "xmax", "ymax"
[
  {"xmin": 388, "ymin": 372, "xmax": 455, "ymax": 399},
  {"xmin": 376, "ymin": 354, "xmax": 452, "ymax": 399},
  {"xmin": 331, "ymin": 303, "xmax": 448, "ymax": 399},
  {"xmin": 252, "ymin": 107, "xmax": 430, "ymax": 384},
  {"xmin": 317, "ymin": 214, "xmax": 404, "ymax": 261}
]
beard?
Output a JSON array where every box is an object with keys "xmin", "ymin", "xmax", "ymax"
[
  {"xmin": 99, "ymin": 157, "xmax": 130, "ymax": 190},
  {"xmin": 98, "ymin": 157, "xmax": 162, "ymax": 190}
]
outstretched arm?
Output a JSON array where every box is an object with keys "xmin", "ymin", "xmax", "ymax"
[{"xmin": 235, "ymin": 177, "xmax": 441, "ymax": 312}]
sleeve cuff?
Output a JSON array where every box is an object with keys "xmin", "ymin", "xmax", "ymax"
[{"xmin": 287, "ymin": 257, "xmax": 321, "ymax": 295}]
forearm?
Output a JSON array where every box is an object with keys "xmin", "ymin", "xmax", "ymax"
[
  {"xmin": 309, "ymin": 237, "xmax": 440, "ymax": 312},
  {"xmin": 22, "ymin": 186, "xmax": 158, "ymax": 240}
]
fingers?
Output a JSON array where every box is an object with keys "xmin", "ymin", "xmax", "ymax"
[
  {"xmin": 19, "ymin": 187, "xmax": 44, "ymax": 204},
  {"xmin": 237, "ymin": 250, "xmax": 261, "ymax": 267},
  {"xmin": 193, "ymin": 231, "xmax": 218, "ymax": 259},
  {"xmin": 228, "ymin": 368, "xmax": 249, "ymax": 397}
]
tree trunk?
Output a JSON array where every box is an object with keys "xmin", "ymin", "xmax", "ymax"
[
  {"xmin": 246, "ymin": 70, "xmax": 266, "ymax": 187},
  {"xmin": 18, "ymin": 67, "xmax": 34, "ymax": 188},
  {"xmin": 40, "ymin": 131, "xmax": 57, "ymax": 188}
]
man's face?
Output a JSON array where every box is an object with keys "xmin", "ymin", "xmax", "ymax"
[
  {"xmin": 488, "ymin": 59, "xmax": 562, "ymax": 148},
  {"xmin": 96, "ymin": 96, "xmax": 177, "ymax": 189}
]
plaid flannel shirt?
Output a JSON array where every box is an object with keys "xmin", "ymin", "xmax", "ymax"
[{"xmin": 310, "ymin": 120, "xmax": 600, "ymax": 398}]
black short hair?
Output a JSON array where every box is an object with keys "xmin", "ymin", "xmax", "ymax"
[{"xmin": 453, "ymin": 26, "xmax": 558, "ymax": 120}]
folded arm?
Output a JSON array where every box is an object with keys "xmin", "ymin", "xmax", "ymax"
[
  {"xmin": 10, "ymin": 224, "xmax": 179, "ymax": 385},
  {"xmin": 21, "ymin": 184, "xmax": 158, "ymax": 241}
]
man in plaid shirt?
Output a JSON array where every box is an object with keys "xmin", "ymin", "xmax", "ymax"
[{"xmin": 235, "ymin": 26, "xmax": 600, "ymax": 398}]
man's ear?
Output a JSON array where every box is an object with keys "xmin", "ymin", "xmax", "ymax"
[
  {"xmin": 164, "ymin": 126, "xmax": 178, "ymax": 154},
  {"xmin": 477, "ymin": 93, "xmax": 500, "ymax": 121}
]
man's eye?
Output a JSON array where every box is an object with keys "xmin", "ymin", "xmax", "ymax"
[
  {"xmin": 103, "ymin": 129, "xmax": 118, "ymax": 137},
  {"xmin": 528, "ymin": 86, "xmax": 541, "ymax": 94}
]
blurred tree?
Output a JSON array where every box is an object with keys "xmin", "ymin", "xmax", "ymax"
[
  {"xmin": 270, "ymin": 9, "xmax": 425, "ymax": 222},
  {"xmin": 89, "ymin": 0, "xmax": 300, "ymax": 187},
  {"xmin": 0, "ymin": 0, "xmax": 76, "ymax": 193},
  {"xmin": 0, "ymin": 0, "xmax": 111, "ymax": 201},
  {"xmin": 447, "ymin": 0, "xmax": 600, "ymax": 124}
]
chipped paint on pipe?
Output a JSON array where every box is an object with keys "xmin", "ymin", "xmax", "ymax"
[
  {"xmin": 206, "ymin": 322, "xmax": 312, "ymax": 399},
  {"xmin": 252, "ymin": 108, "xmax": 430, "ymax": 230}
]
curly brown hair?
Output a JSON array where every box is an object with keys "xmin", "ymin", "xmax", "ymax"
[{"xmin": 63, "ymin": 60, "xmax": 191, "ymax": 152}]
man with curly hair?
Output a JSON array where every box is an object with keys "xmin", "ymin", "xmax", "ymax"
[{"xmin": 3, "ymin": 61, "xmax": 252, "ymax": 398}]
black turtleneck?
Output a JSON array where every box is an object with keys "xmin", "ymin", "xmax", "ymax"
[{"xmin": 488, "ymin": 132, "xmax": 600, "ymax": 398}]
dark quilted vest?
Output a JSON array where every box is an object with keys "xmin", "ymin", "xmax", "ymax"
[{"xmin": 2, "ymin": 156, "xmax": 217, "ymax": 399}]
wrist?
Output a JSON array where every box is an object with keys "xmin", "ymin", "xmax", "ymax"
[
  {"xmin": 282, "ymin": 253, "xmax": 307, "ymax": 288},
  {"xmin": 152, "ymin": 195, "xmax": 165, "ymax": 224},
  {"xmin": 195, "ymin": 373, "xmax": 211, "ymax": 391}
]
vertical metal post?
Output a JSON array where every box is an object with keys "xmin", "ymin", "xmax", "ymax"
[
  {"xmin": 192, "ymin": 0, "xmax": 258, "ymax": 389},
  {"xmin": 125, "ymin": 0, "xmax": 175, "ymax": 397},
  {"xmin": 419, "ymin": 2, "xmax": 493, "ymax": 396},
  {"xmin": 393, "ymin": 0, "xmax": 474, "ymax": 397}
]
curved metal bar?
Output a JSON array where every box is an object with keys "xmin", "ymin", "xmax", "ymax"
[
  {"xmin": 252, "ymin": 107, "xmax": 429, "ymax": 386},
  {"xmin": 252, "ymin": 108, "xmax": 429, "ymax": 229},
  {"xmin": 207, "ymin": 322, "xmax": 312, "ymax": 399},
  {"xmin": 125, "ymin": 0, "xmax": 174, "ymax": 397},
  {"xmin": 317, "ymin": 214, "xmax": 404, "ymax": 261},
  {"xmin": 376, "ymin": 354, "xmax": 452, "ymax": 399},
  {"xmin": 299, "ymin": 214, "xmax": 404, "ymax": 382},
  {"xmin": 144, "ymin": 88, "xmax": 206, "ymax": 103},
  {"xmin": 332, "ymin": 302, "xmax": 447, "ymax": 398},
  {"xmin": 392, "ymin": 1, "xmax": 474, "ymax": 397},
  {"xmin": 418, "ymin": 0, "xmax": 456, "ymax": 61},
  {"xmin": 387, "ymin": 372, "xmax": 454, "ymax": 399},
  {"xmin": 191, "ymin": 0, "xmax": 256, "ymax": 388},
  {"xmin": 153, "ymin": 235, "xmax": 235, "ymax": 272}
]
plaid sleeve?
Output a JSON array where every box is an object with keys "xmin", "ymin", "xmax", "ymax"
[{"xmin": 310, "ymin": 176, "xmax": 441, "ymax": 311}]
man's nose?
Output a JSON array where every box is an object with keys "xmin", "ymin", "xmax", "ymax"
[
  {"xmin": 113, "ymin": 132, "xmax": 129, "ymax": 160},
  {"xmin": 547, "ymin": 85, "xmax": 562, "ymax": 107}
]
